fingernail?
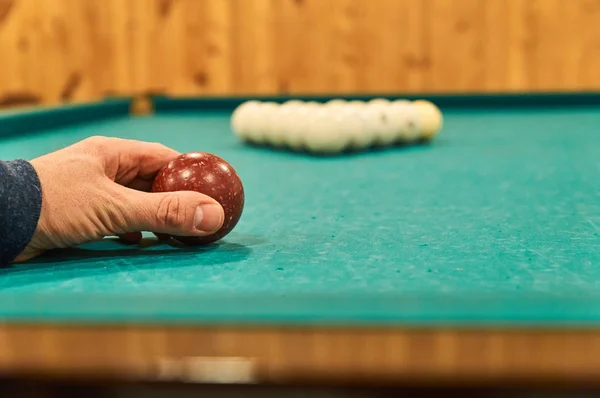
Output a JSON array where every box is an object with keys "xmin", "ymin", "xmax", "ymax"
[{"xmin": 194, "ymin": 204, "xmax": 223, "ymax": 233}]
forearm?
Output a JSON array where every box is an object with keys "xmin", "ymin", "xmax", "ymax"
[{"xmin": 0, "ymin": 160, "xmax": 42, "ymax": 266}]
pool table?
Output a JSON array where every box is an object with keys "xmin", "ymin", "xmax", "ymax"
[{"xmin": 1, "ymin": 92, "xmax": 600, "ymax": 388}]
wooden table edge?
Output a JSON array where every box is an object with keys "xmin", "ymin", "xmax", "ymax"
[{"xmin": 0, "ymin": 323, "xmax": 599, "ymax": 387}]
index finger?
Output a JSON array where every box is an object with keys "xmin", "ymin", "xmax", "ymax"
[{"xmin": 83, "ymin": 137, "xmax": 181, "ymax": 185}]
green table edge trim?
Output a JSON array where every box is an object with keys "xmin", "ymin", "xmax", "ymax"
[
  {"xmin": 151, "ymin": 91, "xmax": 600, "ymax": 112},
  {"xmin": 1, "ymin": 91, "xmax": 599, "ymax": 140},
  {"xmin": 1, "ymin": 293, "xmax": 600, "ymax": 327},
  {"xmin": 0, "ymin": 98, "xmax": 132, "ymax": 139}
]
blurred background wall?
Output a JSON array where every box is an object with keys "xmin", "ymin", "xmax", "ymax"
[{"xmin": 0, "ymin": 0, "xmax": 599, "ymax": 107}]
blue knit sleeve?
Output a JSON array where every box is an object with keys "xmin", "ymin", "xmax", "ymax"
[{"xmin": 0, "ymin": 160, "xmax": 42, "ymax": 266}]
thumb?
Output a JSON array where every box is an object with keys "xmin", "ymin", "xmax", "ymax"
[{"xmin": 119, "ymin": 189, "xmax": 225, "ymax": 237}]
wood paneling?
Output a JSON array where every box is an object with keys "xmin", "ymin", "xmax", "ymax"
[{"xmin": 0, "ymin": 0, "xmax": 599, "ymax": 105}]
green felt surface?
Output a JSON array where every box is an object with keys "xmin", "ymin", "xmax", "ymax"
[{"xmin": 1, "ymin": 94, "xmax": 600, "ymax": 325}]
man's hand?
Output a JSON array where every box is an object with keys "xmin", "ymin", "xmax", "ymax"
[{"xmin": 15, "ymin": 136, "xmax": 224, "ymax": 262}]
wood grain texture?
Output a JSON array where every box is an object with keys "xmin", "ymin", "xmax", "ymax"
[
  {"xmin": 2, "ymin": 324, "xmax": 600, "ymax": 386},
  {"xmin": 0, "ymin": 0, "xmax": 599, "ymax": 105}
]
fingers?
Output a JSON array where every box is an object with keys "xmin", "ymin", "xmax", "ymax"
[
  {"xmin": 153, "ymin": 232, "xmax": 172, "ymax": 241},
  {"xmin": 80, "ymin": 136, "xmax": 181, "ymax": 185},
  {"xmin": 117, "ymin": 231, "xmax": 169, "ymax": 244},
  {"xmin": 117, "ymin": 188, "xmax": 225, "ymax": 237},
  {"xmin": 117, "ymin": 231, "xmax": 168, "ymax": 244},
  {"xmin": 118, "ymin": 231, "xmax": 143, "ymax": 244},
  {"xmin": 77, "ymin": 137, "xmax": 225, "ymax": 242}
]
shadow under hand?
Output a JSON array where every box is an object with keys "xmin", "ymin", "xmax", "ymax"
[{"xmin": 0, "ymin": 235, "xmax": 255, "ymax": 280}]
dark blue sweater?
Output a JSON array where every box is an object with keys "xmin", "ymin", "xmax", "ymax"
[{"xmin": 0, "ymin": 160, "xmax": 42, "ymax": 266}]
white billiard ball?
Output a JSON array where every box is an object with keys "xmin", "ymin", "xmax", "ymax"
[
  {"xmin": 231, "ymin": 100, "xmax": 261, "ymax": 142},
  {"xmin": 267, "ymin": 105, "xmax": 296, "ymax": 148},
  {"xmin": 387, "ymin": 100, "xmax": 419, "ymax": 144},
  {"xmin": 282, "ymin": 99, "xmax": 304, "ymax": 108},
  {"xmin": 365, "ymin": 102, "xmax": 396, "ymax": 147},
  {"xmin": 248, "ymin": 101, "xmax": 279, "ymax": 144},
  {"xmin": 340, "ymin": 102, "xmax": 374, "ymax": 149},
  {"xmin": 233, "ymin": 100, "xmax": 274, "ymax": 144},
  {"xmin": 285, "ymin": 103, "xmax": 322, "ymax": 151},
  {"xmin": 336, "ymin": 106, "xmax": 368, "ymax": 151},
  {"xmin": 325, "ymin": 99, "xmax": 347, "ymax": 109},
  {"xmin": 368, "ymin": 97, "xmax": 391, "ymax": 107},
  {"xmin": 305, "ymin": 101, "xmax": 321, "ymax": 109},
  {"xmin": 352, "ymin": 104, "xmax": 392, "ymax": 148},
  {"xmin": 304, "ymin": 107, "xmax": 350, "ymax": 154},
  {"xmin": 413, "ymin": 100, "xmax": 443, "ymax": 141},
  {"xmin": 348, "ymin": 99, "xmax": 366, "ymax": 107},
  {"xmin": 284, "ymin": 103, "xmax": 314, "ymax": 151}
]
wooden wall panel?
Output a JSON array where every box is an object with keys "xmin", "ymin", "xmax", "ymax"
[{"xmin": 0, "ymin": 0, "xmax": 599, "ymax": 106}]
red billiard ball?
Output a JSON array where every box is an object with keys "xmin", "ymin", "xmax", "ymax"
[{"xmin": 151, "ymin": 152, "xmax": 245, "ymax": 245}]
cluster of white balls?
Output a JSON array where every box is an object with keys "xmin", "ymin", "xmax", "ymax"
[{"xmin": 231, "ymin": 98, "xmax": 443, "ymax": 155}]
